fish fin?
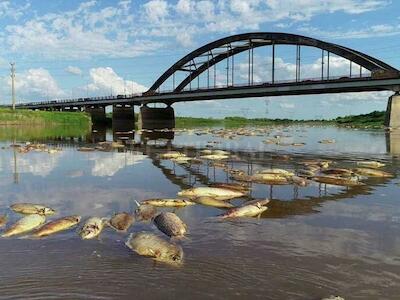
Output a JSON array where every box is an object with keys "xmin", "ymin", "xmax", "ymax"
[{"xmin": 134, "ymin": 200, "xmax": 141, "ymax": 207}]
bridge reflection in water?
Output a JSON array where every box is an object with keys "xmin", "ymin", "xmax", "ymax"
[{"xmin": 14, "ymin": 124, "xmax": 393, "ymax": 221}]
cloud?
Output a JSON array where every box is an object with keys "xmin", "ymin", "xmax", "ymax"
[
  {"xmin": 2, "ymin": 0, "xmax": 389, "ymax": 59},
  {"xmin": 299, "ymin": 23, "xmax": 400, "ymax": 39},
  {"xmin": 86, "ymin": 67, "xmax": 148, "ymax": 95},
  {"xmin": 65, "ymin": 66, "xmax": 82, "ymax": 75},
  {"xmin": 5, "ymin": 1, "xmax": 160, "ymax": 59},
  {"xmin": 4, "ymin": 68, "xmax": 66, "ymax": 101}
]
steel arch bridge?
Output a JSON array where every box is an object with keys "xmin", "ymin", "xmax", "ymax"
[
  {"xmin": 149, "ymin": 32, "xmax": 399, "ymax": 93},
  {"xmin": 13, "ymin": 32, "xmax": 400, "ymax": 110}
]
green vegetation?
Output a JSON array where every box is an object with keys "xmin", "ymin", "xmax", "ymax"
[
  {"xmin": 175, "ymin": 111, "xmax": 386, "ymax": 129},
  {"xmin": 0, "ymin": 124, "xmax": 91, "ymax": 141},
  {"xmin": 0, "ymin": 108, "xmax": 91, "ymax": 141},
  {"xmin": 0, "ymin": 108, "xmax": 91, "ymax": 126},
  {"xmin": 334, "ymin": 111, "xmax": 385, "ymax": 129}
]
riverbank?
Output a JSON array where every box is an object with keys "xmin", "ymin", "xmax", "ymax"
[
  {"xmin": 175, "ymin": 111, "xmax": 386, "ymax": 129},
  {"xmin": 0, "ymin": 108, "xmax": 91, "ymax": 126}
]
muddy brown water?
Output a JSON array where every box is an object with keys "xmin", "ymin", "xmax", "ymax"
[{"xmin": 0, "ymin": 125, "xmax": 399, "ymax": 299}]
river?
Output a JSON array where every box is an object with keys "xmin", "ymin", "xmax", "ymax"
[{"xmin": 0, "ymin": 124, "xmax": 399, "ymax": 299}]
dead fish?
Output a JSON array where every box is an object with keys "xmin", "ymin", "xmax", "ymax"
[
  {"xmin": 353, "ymin": 168, "xmax": 393, "ymax": 178},
  {"xmin": 318, "ymin": 139, "xmax": 336, "ymax": 144},
  {"xmin": 170, "ymin": 156, "xmax": 193, "ymax": 164},
  {"xmin": 250, "ymin": 173, "xmax": 290, "ymax": 184},
  {"xmin": 11, "ymin": 203, "xmax": 55, "ymax": 216},
  {"xmin": 313, "ymin": 176, "xmax": 365, "ymax": 187},
  {"xmin": 79, "ymin": 217, "xmax": 107, "ymax": 240},
  {"xmin": 33, "ymin": 215, "xmax": 81, "ymax": 237},
  {"xmin": 290, "ymin": 175, "xmax": 310, "ymax": 186},
  {"xmin": 135, "ymin": 204, "xmax": 157, "ymax": 221},
  {"xmin": 322, "ymin": 168, "xmax": 354, "ymax": 176},
  {"xmin": 200, "ymin": 154, "xmax": 229, "ymax": 160},
  {"xmin": 220, "ymin": 201, "xmax": 269, "ymax": 218},
  {"xmin": 192, "ymin": 196, "xmax": 235, "ymax": 208},
  {"xmin": 126, "ymin": 232, "xmax": 183, "ymax": 264},
  {"xmin": 210, "ymin": 183, "xmax": 250, "ymax": 192},
  {"xmin": 159, "ymin": 151, "xmax": 184, "ymax": 159},
  {"xmin": 356, "ymin": 161, "xmax": 385, "ymax": 168},
  {"xmin": 0, "ymin": 215, "xmax": 8, "ymax": 228},
  {"xmin": 154, "ymin": 212, "xmax": 187, "ymax": 238},
  {"xmin": 241, "ymin": 199, "xmax": 270, "ymax": 207},
  {"xmin": 141, "ymin": 199, "xmax": 195, "ymax": 207},
  {"xmin": 178, "ymin": 187, "xmax": 246, "ymax": 201},
  {"xmin": 77, "ymin": 147, "xmax": 95, "ymax": 152},
  {"xmin": 297, "ymin": 169, "xmax": 316, "ymax": 177},
  {"xmin": 108, "ymin": 212, "xmax": 134, "ymax": 232},
  {"xmin": 256, "ymin": 168, "xmax": 294, "ymax": 176},
  {"xmin": 2, "ymin": 214, "xmax": 46, "ymax": 237}
]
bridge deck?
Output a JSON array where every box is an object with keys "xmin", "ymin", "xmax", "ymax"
[{"xmin": 12, "ymin": 77, "xmax": 400, "ymax": 110}]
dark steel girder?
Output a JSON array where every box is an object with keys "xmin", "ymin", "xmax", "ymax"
[{"xmin": 149, "ymin": 32, "xmax": 399, "ymax": 92}]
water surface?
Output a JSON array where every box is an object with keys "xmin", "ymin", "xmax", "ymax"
[{"xmin": 0, "ymin": 124, "xmax": 399, "ymax": 300}]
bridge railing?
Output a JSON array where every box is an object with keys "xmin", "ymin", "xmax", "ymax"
[{"xmin": 16, "ymin": 74, "xmax": 375, "ymax": 107}]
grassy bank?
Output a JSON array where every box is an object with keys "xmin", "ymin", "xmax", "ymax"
[
  {"xmin": 175, "ymin": 111, "xmax": 386, "ymax": 129},
  {"xmin": 0, "ymin": 108, "xmax": 91, "ymax": 126}
]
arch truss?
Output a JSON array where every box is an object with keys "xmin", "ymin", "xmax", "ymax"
[{"xmin": 149, "ymin": 32, "xmax": 399, "ymax": 93}]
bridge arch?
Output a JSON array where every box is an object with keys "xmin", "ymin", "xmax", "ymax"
[{"xmin": 149, "ymin": 32, "xmax": 399, "ymax": 93}]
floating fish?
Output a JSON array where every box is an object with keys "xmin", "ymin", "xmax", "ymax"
[
  {"xmin": 178, "ymin": 187, "xmax": 246, "ymax": 201},
  {"xmin": 108, "ymin": 213, "xmax": 134, "ymax": 232},
  {"xmin": 33, "ymin": 215, "xmax": 81, "ymax": 237},
  {"xmin": 135, "ymin": 204, "xmax": 157, "ymax": 221},
  {"xmin": 322, "ymin": 168, "xmax": 354, "ymax": 176},
  {"xmin": 192, "ymin": 196, "xmax": 234, "ymax": 208},
  {"xmin": 353, "ymin": 168, "xmax": 393, "ymax": 178},
  {"xmin": 0, "ymin": 215, "xmax": 8, "ymax": 228},
  {"xmin": 220, "ymin": 201, "xmax": 269, "ymax": 218},
  {"xmin": 356, "ymin": 161, "xmax": 385, "ymax": 168},
  {"xmin": 77, "ymin": 147, "xmax": 95, "ymax": 152},
  {"xmin": 200, "ymin": 154, "xmax": 230, "ymax": 160},
  {"xmin": 159, "ymin": 151, "xmax": 184, "ymax": 159},
  {"xmin": 318, "ymin": 139, "xmax": 336, "ymax": 144},
  {"xmin": 141, "ymin": 198, "xmax": 195, "ymax": 207},
  {"xmin": 2, "ymin": 214, "xmax": 46, "ymax": 237},
  {"xmin": 126, "ymin": 232, "xmax": 183, "ymax": 264},
  {"xmin": 79, "ymin": 217, "xmax": 107, "ymax": 239},
  {"xmin": 290, "ymin": 175, "xmax": 310, "ymax": 186},
  {"xmin": 256, "ymin": 168, "xmax": 295, "ymax": 177},
  {"xmin": 11, "ymin": 203, "xmax": 55, "ymax": 216},
  {"xmin": 313, "ymin": 176, "xmax": 365, "ymax": 187},
  {"xmin": 154, "ymin": 212, "xmax": 187, "ymax": 238}
]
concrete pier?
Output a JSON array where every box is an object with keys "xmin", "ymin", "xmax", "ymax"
[
  {"xmin": 85, "ymin": 106, "xmax": 106, "ymax": 123},
  {"xmin": 112, "ymin": 104, "xmax": 134, "ymax": 121},
  {"xmin": 385, "ymin": 93, "xmax": 400, "ymax": 129},
  {"xmin": 138, "ymin": 105, "xmax": 175, "ymax": 130}
]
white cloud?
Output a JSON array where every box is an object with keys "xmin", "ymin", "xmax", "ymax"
[
  {"xmin": 299, "ymin": 23, "xmax": 400, "ymax": 39},
  {"xmin": 86, "ymin": 67, "xmax": 148, "ymax": 95},
  {"xmin": 5, "ymin": 1, "xmax": 159, "ymax": 59},
  {"xmin": 65, "ymin": 66, "xmax": 82, "ymax": 76},
  {"xmin": 0, "ymin": 0, "xmax": 390, "ymax": 58},
  {"xmin": 143, "ymin": 0, "xmax": 169, "ymax": 23},
  {"xmin": 7, "ymin": 68, "xmax": 66, "ymax": 100}
]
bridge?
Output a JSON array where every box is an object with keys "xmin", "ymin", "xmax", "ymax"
[{"xmin": 11, "ymin": 32, "xmax": 400, "ymax": 128}]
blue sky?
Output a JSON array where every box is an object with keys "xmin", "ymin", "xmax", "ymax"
[{"xmin": 0, "ymin": 0, "xmax": 399, "ymax": 119}]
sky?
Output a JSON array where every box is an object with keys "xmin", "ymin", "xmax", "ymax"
[{"xmin": 0, "ymin": 0, "xmax": 399, "ymax": 119}]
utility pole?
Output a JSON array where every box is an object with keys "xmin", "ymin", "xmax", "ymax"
[{"xmin": 10, "ymin": 62, "xmax": 16, "ymax": 110}]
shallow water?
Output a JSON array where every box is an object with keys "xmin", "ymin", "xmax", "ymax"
[{"xmin": 0, "ymin": 124, "xmax": 400, "ymax": 299}]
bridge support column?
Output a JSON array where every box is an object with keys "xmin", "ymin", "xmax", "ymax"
[
  {"xmin": 112, "ymin": 104, "xmax": 134, "ymax": 121},
  {"xmin": 85, "ymin": 106, "xmax": 106, "ymax": 123},
  {"xmin": 138, "ymin": 105, "xmax": 175, "ymax": 130},
  {"xmin": 385, "ymin": 93, "xmax": 400, "ymax": 129}
]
